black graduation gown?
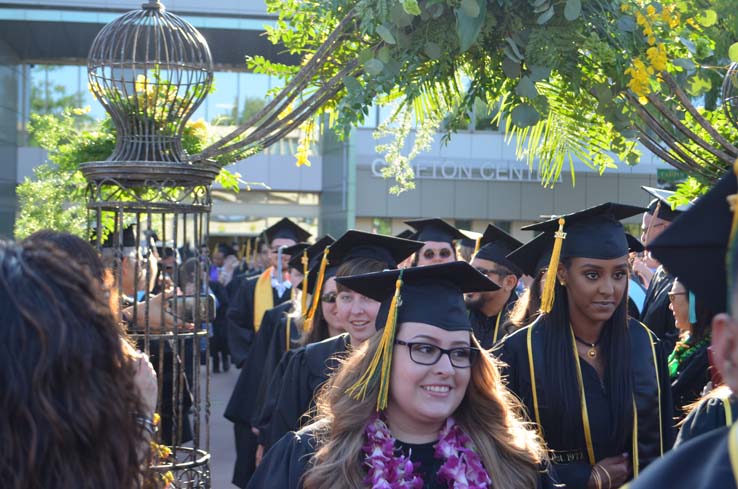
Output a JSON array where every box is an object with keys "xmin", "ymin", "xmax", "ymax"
[
  {"xmin": 252, "ymin": 348, "xmax": 298, "ymax": 447},
  {"xmin": 469, "ymin": 292, "xmax": 517, "ymax": 350},
  {"xmin": 209, "ymin": 280, "xmax": 230, "ymax": 366},
  {"xmin": 640, "ymin": 267, "xmax": 678, "ymax": 354},
  {"xmin": 247, "ymin": 422, "xmax": 562, "ymax": 489},
  {"xmin": 497, "ymin": 317, "xmax": 674, "ymax": 489},
  {"xmin": 224, "ymin": 302, "xmax": 295, "ymax": 488},
  {"xmin": 624, "ymin": 425, "xmax": 737, "ymax": 489},
  {"xmin": 226, "ymin": 272, "xmax": 291, "ymax": 368},
  {"xmin": 264, "ymin": 333, "xmax": 350, "ymax": 448},
  {"xmin": 676, "ymin": 391, "xmax": 738, "ymax": 446},
  {"xmin": 671, "ymin": 344, "xmax": 710, "ymax": 422}
]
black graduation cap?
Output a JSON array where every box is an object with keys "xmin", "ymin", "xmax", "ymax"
[
  {"xmin": 263, "ymin": 218, "xmax": 312, "ymax": 244},
  {"xmin": 642, "ymin": 186, "xmax": 691, "ymax": 222},
  {"xmin": 649, "ymin": 171, "xmax": 736, "ymax": 314},
  {"xmin": 522, "ymin": 203, "xmax": 646, "ymax": 260},
  {"xmin": 395, "ymin": 229, "xmax": 416, "ymax": 240},
  {"xmin": 506, "ymin": 232, "xmax": 553, "ymax": 277},
  {"xmin": 337, "ymin": 261, "xmax": 499, "ymax": 411},
  {"xmin": 474, "ymin": 224, "xmax": 524, "ymax": 277},
  {"xmin": 281, "ymin": 242, "xmax": 310, "ymax": 261},
  {"xmin": 326, "ymin": 230, "xmax": 423, "ymax": 269},
  {"xmin": 292, "ymin": 235, "xmax": 336, "ymax": 295},
  {"xmin": 404, "ymin": 218, "xmax": 466, "ymax": 245},
  {"xmin": 626, "ymin": 233, "xmax": 645, "ymax": 253},
  {"xmin": 337, "ymin": 260, "xmax": 499, "ymax": 331},
  {"xmin": 522, "ymin": 203, "xmax": 645, "ymax": 313},
  {"xmin": 458, "ymin": 230, "xmax": 481, "ymax": 249}
]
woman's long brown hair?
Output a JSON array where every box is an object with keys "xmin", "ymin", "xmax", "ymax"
[
  {"xmin": 302, "ymin": 327, "xmax": 547, "ymax": 488},
  {"xmin": 0, "ymin": 240, "xmax": 149, "ymax": 489}
]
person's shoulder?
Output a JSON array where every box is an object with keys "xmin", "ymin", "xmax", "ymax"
[
  {"xmin": 628, "ymin": 317, "xmax": 659, "ymax": 343},
  {"xmin": 264, "ymin": 301, "xmax": 294, "ymax": 320},
  {"xmin": 301, "ymin": 334, "xmax": 350, "ymax": 373},
  {"xmin": 626, "ymin": 426, "xmax": 734, "ymax": 489},
  {"xmin": 498, "ymin": 316, "xmax": 542, "ymax": 349}
]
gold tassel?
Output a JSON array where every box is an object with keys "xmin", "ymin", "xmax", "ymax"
[
  {"xmin": 540, "ymin": 218, "xmax": 566, "ymax": 314},
  {"xmin": 304, "ymin": 248, "xmax": 329, "ymax": 331},
  {"xmin": 474, "ymin": 237, "xmax": 481, "ymax": 255},
  {"xmin": 245, "ymin": 239, "xmax": 252, "ymax": 266},
  {"xmin": 346, "ymin": 272, "xmax": 404, "ymax": 411},
  {"xmin": 301, "ymin": 249, "xmax": 310, "ymax": 319}
]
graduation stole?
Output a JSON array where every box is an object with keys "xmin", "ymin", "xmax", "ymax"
[
  {"xmin": 253, "ymin": 267, "xmax": 275, "ymax": 332},
  {"xmin": 526, "ymin": 319, "xmax": 664, "ymax": 474}
]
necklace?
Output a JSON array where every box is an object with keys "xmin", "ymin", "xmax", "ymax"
[
  {"xmin": 574, "ymin": 335, "xmax": 601, "ymax": 359},
  {"xmin": 362, "ymin": 415, "xmax": 491, "ymax": 489},
  {"xmin": 667, "ymin": 334, "xmax": 711, "ymax": 378}
]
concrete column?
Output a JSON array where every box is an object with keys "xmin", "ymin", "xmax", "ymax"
[{"xmin": 0, "ymin": 38, "xmax": 19, "ymax": 238}]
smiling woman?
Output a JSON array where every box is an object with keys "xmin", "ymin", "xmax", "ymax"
[
  {"xmin": 248, "ymin": 261, "xmax": 558, "ymax": 489},
  {"xmin": 498, "ymin": 203, "xmax": 675, "ymax": 489}
]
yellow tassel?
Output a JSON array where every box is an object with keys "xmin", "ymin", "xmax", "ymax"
[
  {"xmin": 474, "ymin": 236, "xmax": 481, "ymax": 255},
  {"xmin": 245, "ymin": 239, "xmax": 252, "ymax": 265},
  {"xmin": 301, "ymin": 249, "xmax": 309, "ymax": 319},
  {"xmin": 540, "ymin": 218, "xmax": 566, "ymax": 314},
  {"xmin": 304, "ymin": 248, "xmax": 329, "ymax": 331},
  {"xmin": 346, "ymin": 272, "xmax": 403, "ymax": 411}
]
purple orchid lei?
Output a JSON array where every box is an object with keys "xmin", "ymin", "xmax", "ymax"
[{"xmin": 362, "ymin": 414, "xmax": 492, "ymax": 488}]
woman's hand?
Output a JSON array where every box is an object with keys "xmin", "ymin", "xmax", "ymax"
[
  {"xmin": 132, "ymin": 352, "xmax": 158, "ymax": 417},
  {"xmin": 589, "ymin": 453, "xmax": 630, "ymax": 489}
]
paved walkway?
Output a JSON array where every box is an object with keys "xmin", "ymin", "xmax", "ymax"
[{"xmin": 204, "ymin": 365, "xmax": 240, "ymax": 489}]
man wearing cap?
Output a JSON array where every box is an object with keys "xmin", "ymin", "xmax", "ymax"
[
  {"xmin": 638, "ymin": 186, "xmax": 691, "ymax": 354},
  {"xmin": 226, "ymin": 218, "xmax": 312, "ymax": 369},
  {"xmin": 465, "ymin": 224, "xmax": 524, "ymax": 348}
]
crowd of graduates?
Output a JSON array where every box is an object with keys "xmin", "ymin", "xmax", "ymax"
[
  {"xmin": 5, "ymin": 170, "xmax": 738, "ymax": 489},
  {"xmin": 216, "ymin": 173, "xmax": 738, "ymax": 489}
]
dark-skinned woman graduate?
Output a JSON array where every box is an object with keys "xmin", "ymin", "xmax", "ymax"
[
  {"xmin": 257, "ymin": 230, "xmax": 423, "ymax": 450},
  {"xmin": 248, "ymin": 261, "xmax": 559, "ymax": 489},
  {"xmin": 622, "ymin": 165, "xmax": 738, "ymax": 488},
  {"xmin": 497, "ymin": 203, "xmax": 674, "ymax": 489},
  {"xmin": 225, "ymin": 236, "xmax": 333, "ymax": 487}
]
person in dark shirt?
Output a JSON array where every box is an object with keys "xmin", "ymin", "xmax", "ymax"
[
  {"xmin": 404, "ymin": 218, "xmax": 465, "ymax": 266},
  {"xmin": 497, "ymin": 203, "xmax": 674, "ymax": 489},
  {"xmin": 248, "ymin": 262, "xmax": 558, "ymax": 489},
  {"xmin": 623, "ymin": 165, "xmax": 738, "ymax": 489},
  {"xmin": 466, "ymin": 224, "xmax": 523, "ymax": 348}
]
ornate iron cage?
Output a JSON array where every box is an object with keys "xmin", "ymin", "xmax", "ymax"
[{"xmin": 83, "ymin": 1, "xmax": 216, "ymax": 486}]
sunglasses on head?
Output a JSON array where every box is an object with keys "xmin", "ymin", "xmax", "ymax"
[
  {"xmin": 422, "ymin": 248, "xmax": 454, "ymax": 260},
  {"xmin": 321, "ymin": 292, "xmax": 337, "ymax": 304}
]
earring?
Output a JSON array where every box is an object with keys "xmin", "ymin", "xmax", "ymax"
[{"xmin": 559, "ymin": 280, "xmax": 567, "ymax": 287}]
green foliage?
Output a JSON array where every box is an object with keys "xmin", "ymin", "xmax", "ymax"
[
  {"xmin": 254, "ymin": 0, "xmax": 738, "ymax": 196},
  {"xmin": 14, "ymin": 110, "xmax": 240, "ymax": 239}
]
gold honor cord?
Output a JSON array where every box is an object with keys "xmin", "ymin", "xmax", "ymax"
[
  {"xmin": 726, "ymin": 398, "xmax": 734, "ymax": 427},
  {"xmin": 493, "ymin": 312, "xmax": 502, "ymax": 344},
  {"xmin": 301, "ymin": 250, "xmax": 309, "ymax": 319},
  {"xmin": 637, "ymin": 321, "xmax": 664, "ymax": 458},
  {"xmin": 631, "ymin": 398, "xmax": 640, "ymax": 478},
  {"xmin": 569, "ymin": 325, "xmax": 597, "ymax": 466},
  {"xmin": 728, "ymin": 422, "xmax": 738, "ymax": 486},
  {"xmin": 474, "ymin": 237, "xmax": 481, "ymax": 255},
  {"xmin": 527, "ymin": 326, "xmax": 543, "ymax": 433},
  {"xmin": 285, "ymin": 316, "xmax": 293, "ymax": 352}
]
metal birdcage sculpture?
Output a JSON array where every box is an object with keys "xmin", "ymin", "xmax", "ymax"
[{"xmin": 83, "ymin": 1, "xmax": 215, "ymax": 487}]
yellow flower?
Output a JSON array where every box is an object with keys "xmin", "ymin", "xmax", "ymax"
[
  {"xmin": 625, "ymin": 58, "xmax": 654, "ymax": 99},
  {"xmin": 668, "ymin": 12, "xmax": 680, "ymax": 29},
  {"xmin": 620, "ymin": 3, "xmax": 629, "ymax": 12},
  {"xmin": 646, "ymin": 44, "xmax": 668, "ymax": 71},
  {"xmin": 648, "ymin": 35, "xmax": 656, "ymax": 46},
  {"xmin": 636, "ymin": 11, "xmax": 647, "ymax": 26},
  {"xmin": 71, "ymin": 106, "xmax": 91, "ymax": 115},
  {"xmin": 295, "ymin": 144, "xmax": 311, "ymax": 167},
  {"xmin": 645, "ymin": 5, "xmax": 656, "ymax": 18},
  {"xmin": 134, "ymin": 74, "xmax": 148, "ymax": 94}
]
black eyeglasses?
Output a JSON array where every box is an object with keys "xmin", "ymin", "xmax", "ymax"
[
  {"xmin": 474, "ymin": 266, "xmax": 509, "ymax": 278},
  {"xmin": 422, "ymin": 248, "xmax": 454, "ymax": 260},
  {"xmin": 321, "ymin": 292, "xmax": 337, "ymax": 304},
  {"xmin": 394, "ymin": 340, "xmax": 477, "ymax": 368}
]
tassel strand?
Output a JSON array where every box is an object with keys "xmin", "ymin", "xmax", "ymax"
[{"xmin": 540, "ymin": 218, "xmax": 566, "ymax": 314}]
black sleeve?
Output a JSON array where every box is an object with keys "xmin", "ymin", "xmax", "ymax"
[
  {"xmin": 676, "ymin": 395, "xmax": 731, "ymax": 447},
  {"xmin": 655, "ymin": 339, "xmax": 677, "ymax": 451},
  {"xmin": 246, "ymin": 431, "xmax": 313, "ymax": 489},
  {"xmin": 267, "ymin": 351, "xmax": 313, "ymax": 448},
  {"xmin": 253, "ymin": 350, "xmax": 297, "ymax": 446},
  {"xmin": 227, "ymin": 278, "xmax": 256, "ymax": 368}
]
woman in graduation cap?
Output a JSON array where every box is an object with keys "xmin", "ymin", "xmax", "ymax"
[
  {"xmin": 498, "ymin": 203, "xmax": 674, "ymax": 489},
  {"xmin": 404, "ymin": 218, "xmax": 465, "ymax": 266},
  {"xmin": 622, "ymin": 166, "xmax": 738, "ymax": 489},
  {"xmin": 256, "ymin": 230, "xmax": 424, "ymax": 450},
  {"xmin": 248, "ymin": 261, "xmax": 557, "ymax": 489},
  {"xmin": 225, "ymin": 237, "xmax": 334, "ymax": 487}
]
